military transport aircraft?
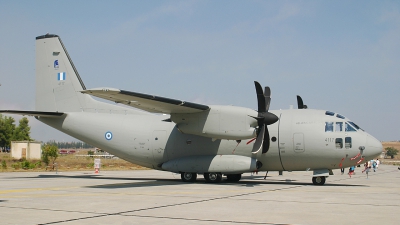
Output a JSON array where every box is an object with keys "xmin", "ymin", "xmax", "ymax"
[{"xmin": 0, "ymin": 34, "xmax": 382, "ymax": 185}]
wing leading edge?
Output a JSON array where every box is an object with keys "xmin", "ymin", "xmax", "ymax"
[
  {"xmin": 81, "ymin": 88, "xmax": 210, "ymax": 114},
  {"xmin": 0, "ymin": 110, "xmax": 64, "ymax": 117}
]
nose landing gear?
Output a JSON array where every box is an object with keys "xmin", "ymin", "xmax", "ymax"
[{"xmin": 312, "ymin": 176, "xmax": 326, "ymax": 185}]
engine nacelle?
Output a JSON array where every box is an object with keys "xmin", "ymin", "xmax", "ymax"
[{"xmin": 171, "ymin": 105, "xmax": 258, "ymax": 140}]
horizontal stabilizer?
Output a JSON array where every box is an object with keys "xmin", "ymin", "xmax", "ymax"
[
  {"xmin": 0, "ymin": 110, "xmax": 64, "ymax": 117},
  {"xmin": 81, "ymin": 88, "xmax": 210, "ymax": 114}
]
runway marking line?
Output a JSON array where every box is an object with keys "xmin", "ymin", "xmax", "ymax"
[{"xmin": 0, "ymin": 186, "xmax": 78, "ymax": 195}]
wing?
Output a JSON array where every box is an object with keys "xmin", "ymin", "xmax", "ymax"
[
  {"xmin": 0, "ymin": 110, "xmax": 64, "ymax": 117},
  {"xmin": 81, "ymin": 88, "xmax": 209, "ymax": 114}
]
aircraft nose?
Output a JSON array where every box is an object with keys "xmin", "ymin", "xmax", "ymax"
[{"xmin": 365, "ymin": 134, "xmax": 383, "ymax": 159}]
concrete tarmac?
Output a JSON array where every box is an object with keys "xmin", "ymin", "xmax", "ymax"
[{"xmin": 1, "ymin": 164, "xmax": 399, "ymax": 225}]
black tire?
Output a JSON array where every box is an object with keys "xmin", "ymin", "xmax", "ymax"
[
  {"xmin": 204, "ymin": 172, "xmax": 222, "ymax": 183},
  {"xmin": 226, "ymin": 174, "xmax": 242, "ymax": 182},
  {"xmin": 181, "ymin": 172, "xmax": 197, "ymax": 182},
  {"xmin": 312, "ymin": 176, "xmax": 326, "ymax": 185}
]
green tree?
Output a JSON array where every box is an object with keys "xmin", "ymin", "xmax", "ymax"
[
  {"xmin": 45, "ymin": 140, "xmax": 93, "ymax": 149},
  {"xmin": 385, "ymin": 147, "xmax": 398, "ymax": 159},
  {"xmin": 13, "ymin": 117, "xmax": 32, "ymax": 141},
  {"xmin": 1, "ymin": 160, "xmax": 7, "ymax": 170},
  {"xmin": 0, "ymin": 114, "xmax": 16, "ymax": 149},
  {"xmin": 87, "ymin": 150, "xmax": 94, "ymax": 158},
  {"xmin": 42, "ymin": 144, "xmax": 58, "ymax": 170}
]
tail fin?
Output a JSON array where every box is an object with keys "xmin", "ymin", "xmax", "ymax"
[{"xmin": 35, "ymin": 34, "xmax": 94, "ymax": 112}]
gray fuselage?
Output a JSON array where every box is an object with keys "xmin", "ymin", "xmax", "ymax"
[{"xmin": 38, "ymin": 108, "xmax": 382, "ymax": 173}]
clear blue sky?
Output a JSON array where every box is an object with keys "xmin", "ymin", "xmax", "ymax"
[{"xmin": 0, "ymin": 0, "xmax": 399, "ymax": 141}]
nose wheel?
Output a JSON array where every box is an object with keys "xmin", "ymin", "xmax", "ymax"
[{"xmin": 312, "ymin": 176, "xmax": 326, "ymax": 185}]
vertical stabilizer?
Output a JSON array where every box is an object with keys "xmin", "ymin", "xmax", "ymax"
[{"xmin": 35, "ymin": 34, "xmax": 92, "ymax": 112}]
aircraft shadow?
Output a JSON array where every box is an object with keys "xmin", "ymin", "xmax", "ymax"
[{"xmin": 21, "ymin": 174, "xmax": 368, "ymax": 189}]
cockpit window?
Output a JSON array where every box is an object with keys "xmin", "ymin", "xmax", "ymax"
[
  {"xmin": 347, "ymin": 121, "xmax": 363, "ymax": 131},
  {"xmin": 325, "ymin": 122, "xmax": 334, "ymax": 132},
  {"xmin": 335, "ymin": 122, "xmax": 343, "ymax": 132},
  {"xmin": 345, "ymin": 122, "xmax": 357, "ymax": 132},
  {"xmin": 325, "ymin": 111, "xmax": 335, "ymax": 116},
  {"xmin": 336, "ymin": 114, "xmax": 345, "ymax": 119}
]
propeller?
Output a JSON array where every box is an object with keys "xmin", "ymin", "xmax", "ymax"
[
  {"xmin": 251, "ymin": 81, "xmax": 279, "ymax": 154},
  {"xmin": 297, "ymin": 95, "xmax": 307, "ymax": 109}
]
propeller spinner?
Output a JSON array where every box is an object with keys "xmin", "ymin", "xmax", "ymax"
[{"xmin": 251, "ymin": 81, "xmax": 279, "ymax": 154}]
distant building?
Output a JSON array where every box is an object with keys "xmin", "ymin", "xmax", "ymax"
[{"xmin": 11, "ymin": 141, "xmax": 42, "ymax": 160}]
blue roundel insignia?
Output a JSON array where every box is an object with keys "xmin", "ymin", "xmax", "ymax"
[{"xmin": 105, "ymin": 131, "xmax": 113, "ymax": 140}]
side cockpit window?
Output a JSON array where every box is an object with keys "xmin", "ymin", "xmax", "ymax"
[
  {"xmin": 326, "ymin": 121, "xmax": 359, "ymax": 133},
  {"xmin": 325, "ymin": 122, "xmax": 334, "ymax": 132},
  {"xmin": 335, "ymin": 122, "xmax": 343, "ymax": 132}
]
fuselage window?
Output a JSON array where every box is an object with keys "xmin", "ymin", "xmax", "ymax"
[
  {"xmin": 325, "ymin": 111, "xmax": 335, "ymax": 116},
  {"xmin": 345, "ymin": 137, "xmax": 352, "ymax": 149},
  {"xmin": 345, "ymin": 122, "xmax": 357, "ymax": 132},
  {"xmin": 325, "ymin": 122, "xmax": 334, "ymax": 132},
  {"xmin": 335, "ymin": 138, "xmax": 343, "ymax": 149},
  {"xmin": 336, "ymin": 114, "xmax": 345, "ymax": 119},
  {"xmin": 335, "ymin": 122, "xmax": 343, "ymax": 132}
]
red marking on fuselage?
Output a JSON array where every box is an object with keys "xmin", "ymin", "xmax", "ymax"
[
  {"xmin": 339, "ymin": 157, "xmax": 345, "ymax": 167},
  {"xmin": 351, "ymin": 153, "xmax": 361, "ymax": 160}
]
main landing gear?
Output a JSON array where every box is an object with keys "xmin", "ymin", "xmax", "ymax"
[
  {"xmin": 179, "ymin": 172, "xmax": 242, "ymax": 183},
  {"xmin": 181, "ymin": 172, "xmax": 197, "ymax": 182},
  {"xmin": 226, "ymin": 174, "xmax": 241, "ymax": 182},
  {"xmin": 204, "ymin": 172, "xmax": 222, "ymax": 183},
  {"xmin": 312, "ymin": 176, "xmax": 326, "ymax": 185}
]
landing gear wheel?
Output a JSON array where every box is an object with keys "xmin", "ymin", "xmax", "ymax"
[
  {"xmin": 226, "ymin": 174, "xmax": 242, "ymax": 182},
  {"xmin": 181, "ymin": 172, "xmax": 197, "ymax": 182},
  {"xmin": 204, "ymin": 172, "xmax": 222, "ymax": 183},
  {"xmin": 312, "ymin": 176, "xmax": 326, "ymax": 185}
]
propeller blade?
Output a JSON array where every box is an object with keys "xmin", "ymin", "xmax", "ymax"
[
  {"xmin": 297, "ymin": 95, "xmax": 304, "ymax": 109},
  {"xmin": 264, "ymin": 86, "xmax": 271, "ymax": 111},
  {"xmin": 252, "ymin": 125, "xmax": 265, "ymax": 154},
  {"xmin": 254, "ymin": 81, "xmax": 266, "ymax": 113},
  {"xmin": 262, "ymin": 126, "xmax": 270, "ymax": 154},
  {"xmin": 297, "ymin": 95, "xmax": 307, "ymax": 109},
  {"xmin": 253, "ymin": 81, "xmax": 279, "ymax": 155}
]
